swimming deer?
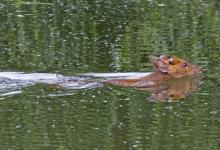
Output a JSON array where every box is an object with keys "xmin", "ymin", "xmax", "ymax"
[{"xmin": 106, "ymin": 55, "xmax": 201, "ymax": 88}]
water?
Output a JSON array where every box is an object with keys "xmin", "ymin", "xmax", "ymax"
[{"xmin": 0, "ymin": 0, "xmax": 220, "ymax": 149}]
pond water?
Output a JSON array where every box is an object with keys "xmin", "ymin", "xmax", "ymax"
[{"xmin": 0, "ymin": 0, "xmax": 220, "ymax": 149}]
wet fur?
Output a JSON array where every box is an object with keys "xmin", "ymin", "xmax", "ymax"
[{"xmin": 106, "ymin": 55, "xmax": 201, "ymax": 88}]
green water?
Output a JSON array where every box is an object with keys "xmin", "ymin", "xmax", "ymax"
[{"xmin": 0, "ymin": 0, "xmax": 220, "ymax": 149}]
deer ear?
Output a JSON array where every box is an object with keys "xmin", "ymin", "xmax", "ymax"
[
  {"xmin": 157, "ymin": 64, "xmax": 169, "ymax": 73},
  {"xmin": 150, "ymin": 55, "xmax": 159, "ymax": 70},
  {"xmin": 150, "ymin": 55, "xmax": 169, "ymax": 73}
]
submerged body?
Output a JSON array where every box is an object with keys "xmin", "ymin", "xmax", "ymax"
[{"xmin": 105, "ymin": 72, "xmax": 172, "ymax": 87}]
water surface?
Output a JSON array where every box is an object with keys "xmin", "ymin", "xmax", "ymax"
[{"xmin": 0, "ymin": 0, "xmax": 220, "ymax": 149}]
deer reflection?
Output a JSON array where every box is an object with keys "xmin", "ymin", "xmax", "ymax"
[{"xmin": 139, "ymin": 76, "xmax": 201, "ymax": 102}]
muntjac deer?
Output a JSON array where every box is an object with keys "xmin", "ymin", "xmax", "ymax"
[
  {"xmin": 106, "ymin": 55, "xmax": 201, "ymax": 88},
  {"xmin": 0, "ymin": 55, "xmax": 201, "ymax": 100}
]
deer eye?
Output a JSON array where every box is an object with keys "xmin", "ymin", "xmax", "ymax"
[{"xmin": 183, "ymin": 62, "xmax": 188, "ymax": 67}]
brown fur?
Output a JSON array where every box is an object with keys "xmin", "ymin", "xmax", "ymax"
[{"xmin": 106, "ymin": 55, "xmax": 201, "ymax": 88}]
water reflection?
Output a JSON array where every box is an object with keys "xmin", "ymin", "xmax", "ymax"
[{"xmin": 142, "ymin": 76, "xmax": 201, "ymax": 102}]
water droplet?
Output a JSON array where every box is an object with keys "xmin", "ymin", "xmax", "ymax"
[
  {"xmin": 158, "ymin": 3, "xmax": 166, "ymax": 7},
  {"xmin": 210, "ymin": 111, "xmax": 217, "ymax": 114}
]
